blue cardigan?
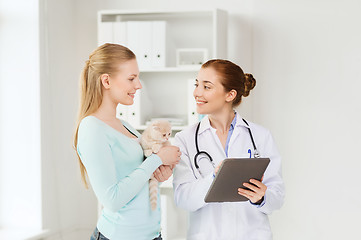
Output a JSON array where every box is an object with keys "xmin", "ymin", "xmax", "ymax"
[{"xmin": 77, "ymin": 116, "xmax": 162, "ymax": 239}]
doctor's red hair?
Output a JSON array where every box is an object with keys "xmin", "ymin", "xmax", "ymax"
[{"xmin": 201, "ymin": 59, "xmax": 256, "ymax": 107}]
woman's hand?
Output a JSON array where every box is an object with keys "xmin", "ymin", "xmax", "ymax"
[
  {"xmin": 156, "ymin": 146, "xmax": 181, "ymax": 166},
  {"xmin": 238, "ymin": 177, "xmax": 267, "ymax": 204},
  {"xmin": 153, "ymin": 165, "xmax": 173, "ymax": 182}
]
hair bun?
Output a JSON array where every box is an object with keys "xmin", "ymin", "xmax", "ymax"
[{"xmin": 243, "ymin": 73, "xmax": 256, "ymax": 97}]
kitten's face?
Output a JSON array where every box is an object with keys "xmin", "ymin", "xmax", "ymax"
[{"xmin": 151, "ymin": 121, "xmax": 172, "ymax": 142}]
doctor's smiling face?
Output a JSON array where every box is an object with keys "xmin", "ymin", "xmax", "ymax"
[{"xmin": 194, "ymin": 67, "xmax": 235, "ymax": 115}]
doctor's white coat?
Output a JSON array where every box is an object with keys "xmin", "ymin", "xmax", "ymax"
[{"xmin": 173, "ymin": 113, "xmax": 285, "ymax": 240}]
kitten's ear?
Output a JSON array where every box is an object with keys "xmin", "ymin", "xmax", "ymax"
[{"xmin": 153, "ymin": 126, "xmax": 160, "ymax": 131}]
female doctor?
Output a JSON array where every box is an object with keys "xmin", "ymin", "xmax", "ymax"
[{"xmin": 173, "ymin": 59, "xmax": 285, "ymax": 240}]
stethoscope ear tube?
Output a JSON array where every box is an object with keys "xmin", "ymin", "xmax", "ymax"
[
  {"xmin": 194, "ymin": 118, "xmax": 260, "ymax": 175},
  {"xmin": 194, "ymin": 151, "xmax": 214, "ymax": 169},
  {"xmin": 194, "ymin": 122, "xmax": 214, "ymax": 169},
  {"xmin": 242, "ymin": 119, "xmax": 260, "ymax": 158}
]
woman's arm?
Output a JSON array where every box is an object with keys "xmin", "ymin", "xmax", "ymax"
[
  {"xmin": 77, "ymin": 120, "xmax": 162, "ymax": 212},
  {"xmin": 153, "ymin": 165, "xmax": 173, "ymax": 182}
]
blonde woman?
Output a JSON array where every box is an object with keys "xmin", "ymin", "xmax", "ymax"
[{"xmin": 73, "ymin": 43, "xmax": 180, "ymax": 240}]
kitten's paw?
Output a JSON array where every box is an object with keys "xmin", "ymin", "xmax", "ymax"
[
  {"xmin": 152, "ymin": 144, "xmax": 161, "ymax": 153},
  {"xmin": 144, "ymin": 149, "xmax": 153, "ymax": 157}
]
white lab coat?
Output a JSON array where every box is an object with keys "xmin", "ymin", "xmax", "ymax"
[{"xmin": 173, "ymin": 113, "xmax": 285, "ymax": 240}]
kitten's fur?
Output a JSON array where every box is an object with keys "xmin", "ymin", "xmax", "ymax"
[{"xmin": 140, "ymin": 120, "xmax": 172, "ymax": 210}]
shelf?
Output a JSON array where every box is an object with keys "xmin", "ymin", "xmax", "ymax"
[
  {"xmin": 98, "ymin": 9, "xmax": 216, "ymax": 22},
  {"xmin": 135, "ymin": 125, "xmax": 188, "ymax": 131},
  {"xmin": 160, "ymin": 175, "xmax": 173, "ymax": 189},
  {"xmin": 99, "ymin": 9, "xmax": 218, "ymax": 15},
  {"xmin": 140, "ymin": 66, "xmax": 200, "ymax": 73},
  {"xmin": 99, "ymin": 9, "xmax": 227, "ymax": 240}
]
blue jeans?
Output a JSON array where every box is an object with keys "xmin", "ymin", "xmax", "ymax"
[{"xmin": 90, "ymin": 227, "xmax": 162, "ymax": 240}]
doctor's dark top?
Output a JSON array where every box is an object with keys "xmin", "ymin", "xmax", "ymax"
[
  {"xmin": 173, "ymin": 112, "xmax": 285, "ymax": 240},
  {"xmin": 77, "ymin": 116, "xmax": 163, "ymax": 240}
]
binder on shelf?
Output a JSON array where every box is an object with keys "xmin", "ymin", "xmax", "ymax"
[
  {"xmin": 113, "ymin": 22, "xmax": 127, "ymax": 46},
  {"xmin": 98, "ymin": 22, "xmax": 113, "ymax": 46},
  {"xmin": 115, "ymin": 91, "xmax": 141, "ymax": 127},
  {"xmin": 116, "ymin": 103, "xmax": 128, "ymax": 120},
  {"xmin": 127, "ymin": 90, "xmax": 141, "ymax": 127},
  {"xmin": 151, "ymin": 21, "xmax": 166, "ymax": 68},
  {"xmin": 126, "ymin": 21, "xmax": 141, "ymax": 63},
  {"xmin": 100, "ymin": 20, "xmax": 167, "ymax": 70},
  {"xmin": 187, "ymin": 79, "xmax": 198, "ymax": 125},
  {"xmin": 126, "ymin": 21, "xmax": 166, "ymax": 70},
  {"xmin": 138, "ymin": 21, "xmax": 153, "ymax": 69},
  {"xmin": 126, "ymin": 21, "xmax": 152, "ymax": 70}
]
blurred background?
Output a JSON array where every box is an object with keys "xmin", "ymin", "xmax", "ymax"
[{"xmin": 1, "ymin": 0, "xmax": 361, "ymax": 239}]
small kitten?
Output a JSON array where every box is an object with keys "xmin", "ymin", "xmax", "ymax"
[{"xmin": 140, "ymin": 120, "xmax": 172, "ymax": 210}]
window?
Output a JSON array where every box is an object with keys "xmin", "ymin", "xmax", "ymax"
[{"xmin": 0, "ymin": 0, "xmax": 41, "ymax": 235}]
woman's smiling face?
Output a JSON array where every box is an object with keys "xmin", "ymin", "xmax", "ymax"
[
  {"xmin": 108, "ymin": 58, "xmax": 142, "ymax": 105},
  {"xmin": 193, "ymin": 67, "xmax": 230, "ymax": 115}
]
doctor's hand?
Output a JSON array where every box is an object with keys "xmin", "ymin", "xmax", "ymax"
[
  {"xmin": 156, "ymin": 146, "xmax": 181, "ymax": 166},
  {"xmin": 153, "ymin": 165, "xmax": 173, "ymax": 182},
  {"xmin": 238, "ymin": 178, "xmax": 267, "ymax": 204}
]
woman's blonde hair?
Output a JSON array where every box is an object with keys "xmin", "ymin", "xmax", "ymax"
[{"xmin": 73, "ymin": 43, "xmax": 136, "ymax": 188}]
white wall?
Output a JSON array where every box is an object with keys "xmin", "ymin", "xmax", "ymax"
[
  {"xmin": 39, "ymin": 0, "xmax": 97, "ymax": 238},
  {"xmin": 252, "ymin": 1, "xmax": 361, "ymax": 239}
]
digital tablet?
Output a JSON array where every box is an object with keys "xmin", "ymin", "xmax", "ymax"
[{"xmin": 204, "ymin": 158, "xmax": 270, "ymax": 203}]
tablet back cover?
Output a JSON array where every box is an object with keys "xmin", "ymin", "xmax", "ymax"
[{"xmin": 204, "ymin": 158, "xmax": 270, "ymax": 203}]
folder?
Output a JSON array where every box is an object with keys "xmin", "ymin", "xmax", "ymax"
[
  {"xmin": 126, "ymin": 21, "xmax": 152, "ymax": 70},
  {"xmin": 127, "ymin": 90, "xmax": 141, "ymax": 127},
  {"xmin": 138, "ymin": 21, "xmax": 152, "ymax": 69},
  {"xmin": 98, "ymin": 22, "xmax": 113, "ymax": 46},
  {"xmin": 151, "ymin": 21, "xmax": 166, "ymax": 68},
  {"xmin": 113, "ymin": 22, "xmax": 127, "ymax": 46},
  {"xmin": 126, "ymin": 21, "xmax": 141, "ymax": 62},
  {"xmin": 126, "ymin": 21, "xmax": 167, "ymax": 70},
  {"xmin": 116, "ymin": 103, "xmax": 128, "ymax": 120},
  {"xmin": 187, "ymin": 79, "xmax": 198, "ymax": 125}
]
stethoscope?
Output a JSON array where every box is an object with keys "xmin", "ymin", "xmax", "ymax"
[{"xmin": 194, "ymin": 118, "xmax": 260, "ymax": 175}]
